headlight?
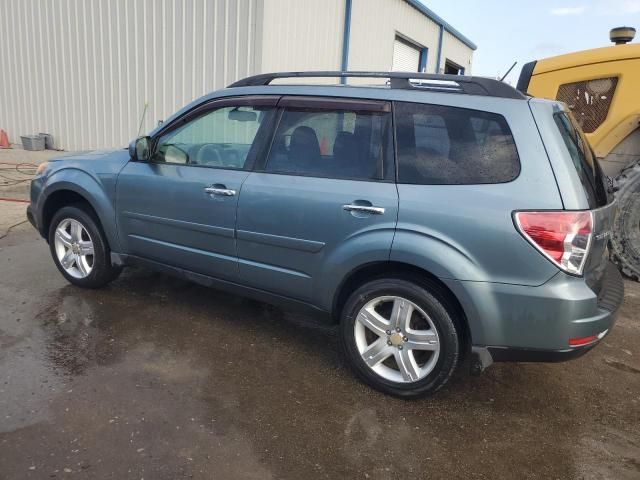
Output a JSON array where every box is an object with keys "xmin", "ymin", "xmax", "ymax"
[{"xmin": 35, "ymin": 162, "xmax": 49, "ymax": 175}]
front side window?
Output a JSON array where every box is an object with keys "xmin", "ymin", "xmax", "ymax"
[
  {"xmin": 395, "ymin": 101, "xmax": 520, "ymax": 185},
  {"xmin": 265, "ymin": 107, "xmax": 391, "ymax": 181},
  {"xmin": 152, "ymin": 105, "xmax": 274, "ymax": 169}
]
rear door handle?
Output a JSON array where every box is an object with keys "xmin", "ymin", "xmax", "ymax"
[
  {"xmin": 343, "ymin": 204, "xmax": 385, "ymax": 215},
  {"xmin": 205, "ymin": 185, "xmax": 236, "ymax": 196}
]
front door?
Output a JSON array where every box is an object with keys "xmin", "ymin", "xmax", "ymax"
[
  {"xmin": 116, "ymin": 96, "xmax": 278, "ymax": 281},
  {"xmin": 235, "ymin": 96, "xmax": 398, "ymax": 303}
]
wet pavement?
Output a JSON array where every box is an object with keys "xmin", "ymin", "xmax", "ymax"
[{"xmin": 1, "ymin": 225, "xmax": 640, "ymax": 479}]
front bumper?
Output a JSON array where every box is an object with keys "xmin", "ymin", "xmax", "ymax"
[{"xmin": 26, "ymin": 205, "xmax": 38, "ymax": 231}]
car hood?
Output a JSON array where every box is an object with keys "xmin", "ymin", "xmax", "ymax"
[
  {"xmin": 50, "ymin": 149, "xmax": 129, "ymax": 163},
  {"xmin": 48, "ymin": 149, "xmax": 131, "ymax": 174}
]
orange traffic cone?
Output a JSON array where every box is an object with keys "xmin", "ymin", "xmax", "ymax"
[
  {"xmin": 0, "ymin": 129, "xmax": 9, "ymax": 148},
  {"xmin": 319, "ymin": 136, "xmax": 329, "ymax": 156}
]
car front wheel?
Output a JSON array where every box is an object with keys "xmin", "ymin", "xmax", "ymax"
[
  {"xmin": 48, "ymin": 205, "xmax": 121, "ymax": 288},
  {"xmin": 340, "ymin": 278, "xmax": 460, "ymax": 398}
]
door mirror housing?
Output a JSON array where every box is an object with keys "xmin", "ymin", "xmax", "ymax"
[{"xmin": 129, "ymin": 136, "xmax": 151, "ymax": 161}]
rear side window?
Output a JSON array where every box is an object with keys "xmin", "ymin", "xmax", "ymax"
[
  {"xmin": 553, "ymin": 111, "xmax": 609, "ymax": 208},
  {"xmin": 265, "ymin": 107, "xmax": 391, "ymax": 181},
  {"xmin": 395, "ymin": 102, "xmax": 520, "ymax": 184}
]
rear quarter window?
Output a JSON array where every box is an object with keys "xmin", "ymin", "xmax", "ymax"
[
  {"xmin": 394, "ymin": 101, "xmax": 520, "ymax": 185},
  {"xmin": 553, "ymin": 111, "xmax": 609, "ymax": 208}
]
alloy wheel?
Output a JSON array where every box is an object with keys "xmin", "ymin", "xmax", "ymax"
[
  {"xmin": 53, "ymin": 218, "xmax": 95, "ymax": 279},
  {"xmin": 354, "ymin": 295, "xmax": 440, "ymax": 383}
]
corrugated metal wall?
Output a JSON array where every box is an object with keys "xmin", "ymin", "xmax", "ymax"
[
  {"xmin": 0, "ymin": 0, "xmax": 475, "ymax": 151},
  {"xmin": 0, "ymin": 0, "xmax": 261, "ymax": 151},
  {"xmin": 260, "ymin": 0, "xmax": 344, "ymax": 73},
  {"xmin": 348, "ymin": 0, "xmax": 441, "ymax": 75},
  {"xmin": 348, "ymin": 0, "xmax": 473, "ymax": 77},
  {"xmin": 440, "ymin": 30, "xmax": 473, "ymax": 74}
]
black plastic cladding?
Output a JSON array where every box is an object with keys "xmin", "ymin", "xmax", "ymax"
[{"xmin": 228, "ymin": 71, "xmax": 527, "ymax": 100}]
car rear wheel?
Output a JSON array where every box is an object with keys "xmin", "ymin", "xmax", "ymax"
[
  {"xmin": 339, "ymin": 278, "xmax": 460, "ymax": 398},
  {"xmin": 48, "ymin": 205, "xmax": 121, "ymax": 288}
]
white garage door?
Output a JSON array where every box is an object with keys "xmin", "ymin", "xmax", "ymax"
[{"xmin": 392, "ymin": 38, "xmax": 421, "ymax": 72}]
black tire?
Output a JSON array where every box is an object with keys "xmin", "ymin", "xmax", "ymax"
[
  {"xmin": 611, "ymin": 161, "xmax": 640, "ymax": 281},
  {"xmin": 48, "ymin": 204, "xmax": 122, "ymax": 288},
  {"xmin": 339, "ymin": 277, "xmax": 460, "ymax": 398}
]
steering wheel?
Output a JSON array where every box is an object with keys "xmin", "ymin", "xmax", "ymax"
[
  {"xmin": 194, "ymin": 144, "xmax": 223, "ymax": 166},
  {"xmin": 222, "ymin": 149, "xmax": 241, "ymax": 168}
]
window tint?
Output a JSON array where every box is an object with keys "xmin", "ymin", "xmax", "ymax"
[
  {"xmin": 395, "ymin": 102, "xmax": 520, "ymax": 184},
  {"xmin": 265, "ymin": 107, "xmax": 391, "ymax": 181},
  {"xmin": 153, "ymin": 105, "xmax": 273, "ymax": 169},
  {"xmin": 553, "ymin": 112, "xmax": 609, "ymax": 208}
]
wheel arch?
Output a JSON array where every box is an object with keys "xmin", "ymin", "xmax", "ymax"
[
  {"xmin": 39, "ymin": 171, "xmax": 120, "ymax": 251},
  {"xmin": 42, "ymin": 189, "xmax": 95, "ymax": 234},
  {"xmin": 331, "ymin": 261, "xmax": 472, "ymax": 350}
]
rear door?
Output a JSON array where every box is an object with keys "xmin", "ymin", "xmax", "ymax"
[
  {"xmin": 116, "ymin": 96, "xmax": 278, "ymax": 281},
  {"xmin": 235, "ymin": 96, "xmax": 398, "ymax": 304}
]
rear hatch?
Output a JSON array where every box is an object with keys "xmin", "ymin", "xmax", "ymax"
[{"xmin": 551, "ymin": 109, "xmax": 615, "ymax": 292}]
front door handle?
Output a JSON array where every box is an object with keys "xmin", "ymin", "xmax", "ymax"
[
  {"xmin": 343, "ymin": 204, "xmax": 385, "ymax": 215},
  {"xmin": 205, "ymin": 185, "xmax": 236, "ymax": 196}
]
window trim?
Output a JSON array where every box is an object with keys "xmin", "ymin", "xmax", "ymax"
[
  {"xmin": 278, "ymin": 95, "xmax": 391, "ymax": 113},
  {"xmin": 254, "ymin": 96, "xmax": 395, "ymax": 183},
  {"xmin": 147, "ymin": 95, "xmax": 281, "ymax": 171}
]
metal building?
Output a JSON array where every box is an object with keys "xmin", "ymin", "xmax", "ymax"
[{"xmin": 0, "ymin": 0, "xmax": 475, "ymax": 151}]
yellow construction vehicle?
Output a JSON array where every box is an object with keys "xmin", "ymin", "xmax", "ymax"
[{"xmin": 517, "ymin": 26, "xmax": 640, "ymax": 281}]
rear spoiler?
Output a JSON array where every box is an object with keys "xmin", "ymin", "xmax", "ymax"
[{"xmin": 516, "ymin": 61, "xmax": 537, "ymax": 94}]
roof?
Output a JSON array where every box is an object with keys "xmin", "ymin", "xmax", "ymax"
[
  {"xmin": 403, "ymin": 0, "xmax": 477, "ymax": 51},
  {"xmin": 533, "ymin": 43, "xmax": 640, "ymax": 75}
]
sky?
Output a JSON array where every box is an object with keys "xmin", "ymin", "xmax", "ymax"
[{"xmin": 420, "ymin": 0, "xmax": 640, "ymax": 83}]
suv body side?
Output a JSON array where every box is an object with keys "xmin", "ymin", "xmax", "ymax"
[{"xmin": 29, "ymin": 84, "xmax": 618, "ymax": 356}]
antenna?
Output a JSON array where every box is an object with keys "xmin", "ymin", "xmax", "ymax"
[
  {"xmin": 610, "ymin": 26, "xmax": 636, "ymax": 45},
  {"xmin": 500, "ymin": 62, "xmax": 517, "ymax": 82}
]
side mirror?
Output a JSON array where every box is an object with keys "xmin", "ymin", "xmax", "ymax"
[{"xmin": 129, "ymin": 136, "xmax": 151, "ymax": 161}]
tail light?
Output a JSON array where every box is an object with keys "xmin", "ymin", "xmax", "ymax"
[{"xmin": 514, "ymin": 211, "xmax": 593, "ymax": 275}]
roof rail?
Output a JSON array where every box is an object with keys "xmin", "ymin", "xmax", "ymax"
[{"xmin": 227, "ymin": 71, "xmax": 525, "ymax": 100}]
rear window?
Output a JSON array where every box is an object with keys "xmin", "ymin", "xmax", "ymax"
[
  {"xmin": 265, "ymin": 107, "xmax": 391, "ymax": 181},
  {"xmin": 395, "ymin": 101, "xmax": 520, "ymax": 185},
  {"xmin": 553, "ymin": 112, "xmax": 609, "ymax": 208}
]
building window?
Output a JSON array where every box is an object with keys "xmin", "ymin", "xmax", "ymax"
[{"xmin": 444, "ymin": 59, "xmax": 464, "ymax": 75}]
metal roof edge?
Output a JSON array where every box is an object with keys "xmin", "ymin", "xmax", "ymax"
[{"xmin": 403, "ymin": 0, "xmax": 477, "ymax": 51}]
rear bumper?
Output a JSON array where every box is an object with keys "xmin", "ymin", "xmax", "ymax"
[
  {"xmin": 487, "ymin": 342, "xmax": 599, "ymax": 363},
  {"xmin": 491, "ymin": 263, "xmax": 623, "ymax": 363},
  {"xmin": 448, "ymin": 262, "xmax": 624, "ymax": 367}
]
